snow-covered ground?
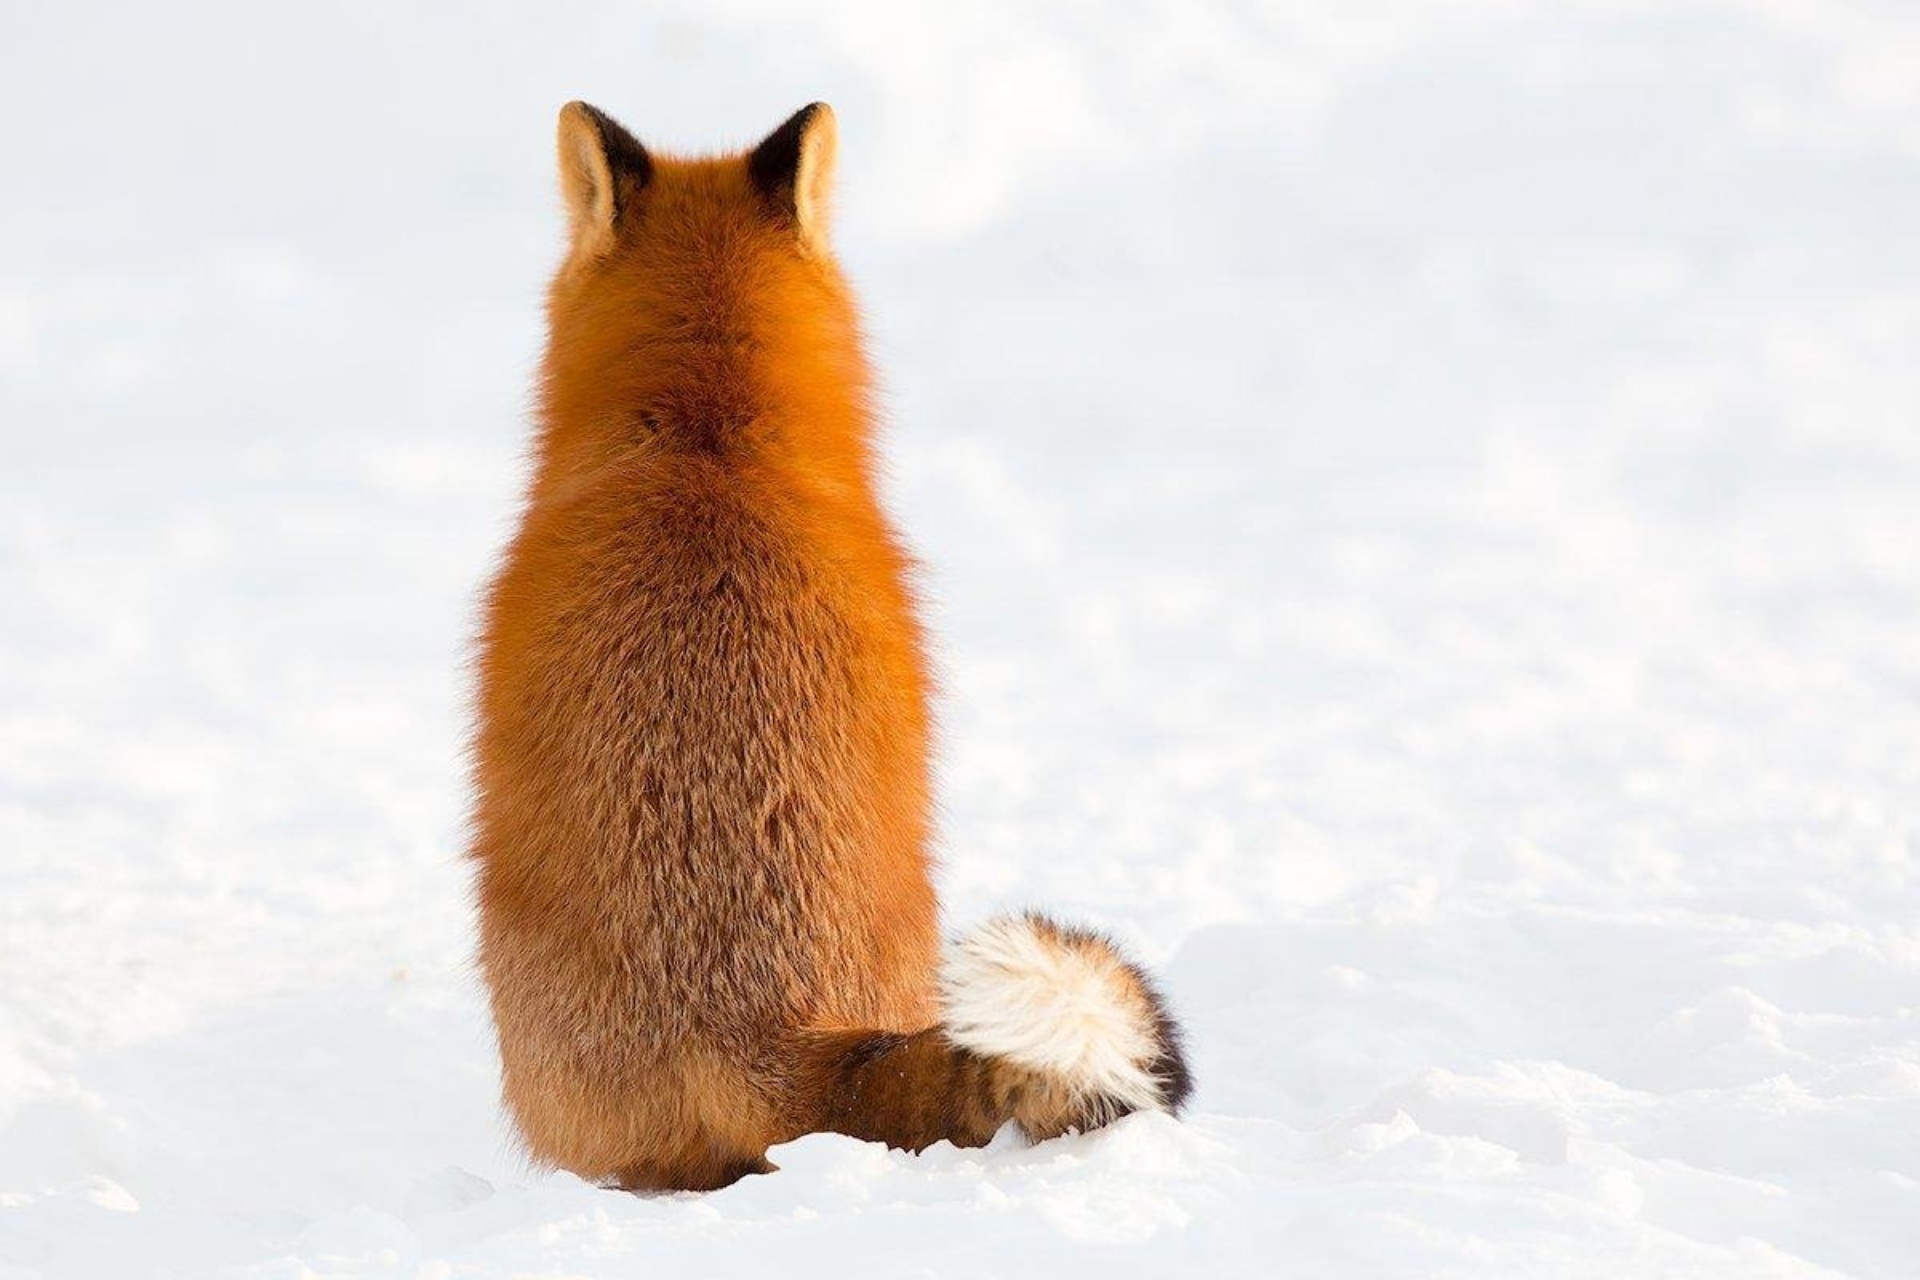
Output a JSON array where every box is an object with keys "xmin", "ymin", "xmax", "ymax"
[{"xmin": 5, "ymin": 1, "xmax": 1920, "ymax": 1275}]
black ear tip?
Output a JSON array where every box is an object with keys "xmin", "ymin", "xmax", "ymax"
[
  {"xmin": 566, "ymin": 102, "xmax": 652, "ymax": 187},
  {"xmin": 778, "ymin": 102, "xmax": 832, "ymax": 137},
  {"xmin": 750, "ymin": 104, "xmax": 831, "ymax": 194},
  {"xmin": 563, "ymin": 100, "xmax": 611, "ymax": 130}
]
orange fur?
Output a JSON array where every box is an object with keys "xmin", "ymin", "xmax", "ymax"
[{"xmin": 470, "ymin": 103, "xmax": 1186, "ymax": 1192}]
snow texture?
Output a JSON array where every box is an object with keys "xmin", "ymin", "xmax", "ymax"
[{"xmin": 4, "ymin": 1, "xmax": 1920, "ymax": 1276}]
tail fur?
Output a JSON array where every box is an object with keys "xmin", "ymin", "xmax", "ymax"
[{"xmin": 810, "ymin": 913, "xmax": 1191, "ymax": 1151}]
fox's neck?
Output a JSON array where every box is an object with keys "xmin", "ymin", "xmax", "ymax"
[{"xmin": 537, "ymin": 295, "xmax": 875, "ymax": 485}]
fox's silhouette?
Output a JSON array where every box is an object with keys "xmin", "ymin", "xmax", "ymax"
[{"xmin": 470, "ymin": 102, "xmax": 1190, "ymax": 1191}]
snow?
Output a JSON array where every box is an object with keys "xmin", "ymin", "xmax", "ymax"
[{"xmin": 4, "ymin": 1, "xmax": 1920, "ymax": 1276}]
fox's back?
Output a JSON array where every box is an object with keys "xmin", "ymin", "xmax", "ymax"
[{"xmin": 474, "ymin": 441, "xmax": 936, "ymax": 1041}]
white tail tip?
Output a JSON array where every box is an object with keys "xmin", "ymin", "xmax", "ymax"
[{"xmin": 939, "ymin": 912, "xmax": 1189, "ymax": 1116}]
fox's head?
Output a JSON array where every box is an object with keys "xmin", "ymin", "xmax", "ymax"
[{"xmin": 539, "ymin": 103, "xmax": 868, "ymax": 464}]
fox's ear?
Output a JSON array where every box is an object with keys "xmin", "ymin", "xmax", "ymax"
[
  {"xmin": 557, "ymin": 101, "xmax": 651, "ymax": 259},
  {"xmin": 748, "ymin": 103, "xmax": 837, "ymax": 254}
]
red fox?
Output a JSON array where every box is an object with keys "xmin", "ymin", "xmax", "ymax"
[{"xmin": 470, "ymin": 102, "xmax": 1190, "ymax": 1192}]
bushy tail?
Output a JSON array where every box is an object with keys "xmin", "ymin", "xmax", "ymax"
[{"xmin": 808, "ymin": 913, "xmax": 1191, "ymax": 1152}]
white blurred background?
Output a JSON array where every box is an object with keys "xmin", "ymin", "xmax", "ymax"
[{"xmin": 3, "ymin": 3, "xmax": 1919, "ymax": 1276}]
